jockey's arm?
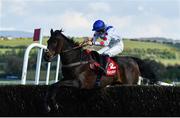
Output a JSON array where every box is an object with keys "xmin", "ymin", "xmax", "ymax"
[
  {"xmin": 80, "ymin": 37, "xmax": 93, "ymax": 46},
  {"xmin": 93, "ymin": 37, "xmax": 110, "ymax": 46},
  {"xmin": 95, "ymin": 28, "xmax": 122, "ymax": 47},
  {"xmin": 93, "ymin": 33, "xmax": 111, "ymax": 46},
  {"xmin": 92, "ymin": 30, "xmax": 114, "ymax": 46}
]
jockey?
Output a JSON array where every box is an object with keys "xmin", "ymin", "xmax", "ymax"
[
  {"xmin": 86, "ymin": 20, "xmax": 124, "ymax": 86},
  {"xmin": 90, "ymin": 20, "xmax": 124, "ymax": 57}
]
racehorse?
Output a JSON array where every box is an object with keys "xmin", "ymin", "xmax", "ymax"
[{"xmin": 43, "ymin": 29, "xmax": 154, "ymax": 112}]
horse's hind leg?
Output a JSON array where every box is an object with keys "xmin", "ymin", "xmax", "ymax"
[
  {"xmin": 123, "ymin": 60, "xmax": 140, "ymax": 85},
  {"xmin": 116, "ymin": 69, "xmax": 123, "ymax": 84}
]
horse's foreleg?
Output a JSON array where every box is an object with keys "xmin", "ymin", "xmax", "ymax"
[
  {"xmin": 44, "ymin": 82, "xmax": 60, "ymax": 112},
  {"xmin": 44, "ymin": 79, "xmax": 83, "ymax": 113}
]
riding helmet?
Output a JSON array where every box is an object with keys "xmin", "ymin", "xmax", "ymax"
[{"xmin": 92, "ymin": 20, "xmax": 106, "ymax": 31}]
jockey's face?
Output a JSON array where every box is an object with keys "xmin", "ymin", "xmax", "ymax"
[{"xmin": 96, "ymin": 28, "xmax": 105, "ymax": 35}]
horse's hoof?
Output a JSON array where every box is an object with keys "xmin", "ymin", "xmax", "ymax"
[
  {"xmin": 44, "ymin": 105, "xmax": 51, "ymax": 113},
  {"xmin": 54, "ymin": 104, "xmax": 59, "ymax": 110},
  {"xmin": 106, "ymin": 85, "xmax": 111, "ymax": 87}
]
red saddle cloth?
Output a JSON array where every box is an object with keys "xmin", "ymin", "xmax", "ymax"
[
  {"xmin": 90, "ymin": 57, "xmax": 118, "ymax": 77},
  {"xmin": 106, "ymin": 57, "xmax": 118, "ymax": 76}
]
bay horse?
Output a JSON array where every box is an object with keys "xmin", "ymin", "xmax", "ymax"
[{"xmin": 43, "ymin": 29, "xmax": 149, "ymax": 112}]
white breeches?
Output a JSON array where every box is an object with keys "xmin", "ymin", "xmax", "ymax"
[{"xmin": 97, "ymin": 40, "xmax": 124, "ymax": 57}]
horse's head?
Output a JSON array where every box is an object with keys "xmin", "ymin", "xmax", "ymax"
[{"xmin": 44, "ymin": 29, "xmax": 65, "ymax": 62}]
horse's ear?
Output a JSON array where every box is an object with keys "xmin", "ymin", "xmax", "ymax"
[
  {"xmin": 50, "ymin": 29, "xmax": 53, "ymax": 35},
  {"xmin": 60, "ymin": 28, "xmax": 63, "ymax": 32}
]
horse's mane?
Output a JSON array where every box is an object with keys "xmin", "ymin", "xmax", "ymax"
[{"xmin": 54, "ymin": 29, "xmax": 80, "ymax": 47}]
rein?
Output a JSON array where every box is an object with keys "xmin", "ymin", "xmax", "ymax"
[
  {"xmin": 62, "ymin": 61, "xmax": 90, "ymax": 68},
  {"xmin": 61, "ymin": 43, "xmax": 91, "ymax": 68},
  {"xmin": 61, "ymin": 43, "xmax": 88, "ymax": 53},
  {"xmin": 46, "ymin": 41, "xmax": 91, "ymax": 68},
  {"xmin": 62, "ymin": 45, "xmax": 82, "ymax": 53}
]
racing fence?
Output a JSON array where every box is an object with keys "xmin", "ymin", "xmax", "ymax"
[
  {"xmin": 21, "ymin": 43, "xmax": 61, "ymax": 85},
  {"xmin": 0, "ymin": 85, "xmax": 179, "ymax": 116},
  {"xmin": 21, "ymin": 28, "xmax": 61, "ymax": 85}
]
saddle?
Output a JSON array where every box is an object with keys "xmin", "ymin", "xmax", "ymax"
[{"xmin": 85, "ymin": 50, "xmax": 118, "ymax": 77}]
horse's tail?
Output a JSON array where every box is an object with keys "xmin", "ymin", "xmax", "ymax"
[{"xmin": 130, "ymin": 57, "xmax": 158, "ymax": 84}]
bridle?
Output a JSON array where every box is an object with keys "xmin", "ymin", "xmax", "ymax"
[
  {"xmin": 61, "ymin": 40, "xmax": 89, "ymax": 53},
  {"xmin": 61, "ymin": 44, "xmax": 83, "ymax": 53},
  {"xmin": 45, "ymin": 41, "xmax": 87, "ymax": 55},
  {"xmin": 45, "ymin": 42, "xmax": 92, "ymax": 68},
  {"xmin": 62, "ymin": 43, "xmax": 92, "ymax": 68}
]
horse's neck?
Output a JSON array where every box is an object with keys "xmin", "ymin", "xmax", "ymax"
[
  {"xmin": 62, "ymin": 38, "xmax": 73, "ymax": 51},
  {"xmin": 61, "ymin": 39, "xmax": 81, "ymax": 65}
]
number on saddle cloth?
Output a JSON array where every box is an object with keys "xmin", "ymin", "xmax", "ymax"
[{"xmin": 106, "ymin": 58, "xmax": 118, "ymax": 76}]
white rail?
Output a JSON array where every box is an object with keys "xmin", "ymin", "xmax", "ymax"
[
  {"xmin": 21, "ymin": 43, "xmax": 60, "ymax": 85},
  {"xmin": 156, "ymin": 81, "xmax": 174, "ymax": 86}
]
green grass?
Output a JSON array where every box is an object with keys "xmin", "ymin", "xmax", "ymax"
[
  {"xmin": 0, "ymin": 37, "xmax": 48, "ymax": 47},
  {"xmin": 124, "ymin": 40, "xmax": 176, "ymax": 50},
  {"xmin": 0, "ymin": 37, "xmax": 48, "ymax": 54},
  {"xmin": 157, "ymin": 59, "xmax": 180, "ymax": 66},
  {"xmin": 0, "ymin": 49, "xmax": 12, "ymax": 53},
  {"xmin": 0, "ymin": 38, "xmax": 33, "ymax": 47},
  {"xmin": 123, "ymin": 40, "xmax": 180, "ymax": 65}
]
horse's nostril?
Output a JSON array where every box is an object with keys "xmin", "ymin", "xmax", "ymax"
[
  {"xmin": 45, "ymin": 49, "xmax": 49, "ymax": 53},
  {"xmin": 46, "ymin": 55, "xmax": 50, "ymax": 58}
]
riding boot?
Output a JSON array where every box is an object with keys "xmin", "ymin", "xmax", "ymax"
[
  {"xmin": 95, "ymin": 55, "xmax": 109, "ymax": 86},
  {"xmin": 102, "ymin": 54, "xmax": 110, "ymax": 71},
  {"xmin": 104, "ymin": 55, "xmax": 109, "ymax": 70}
]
